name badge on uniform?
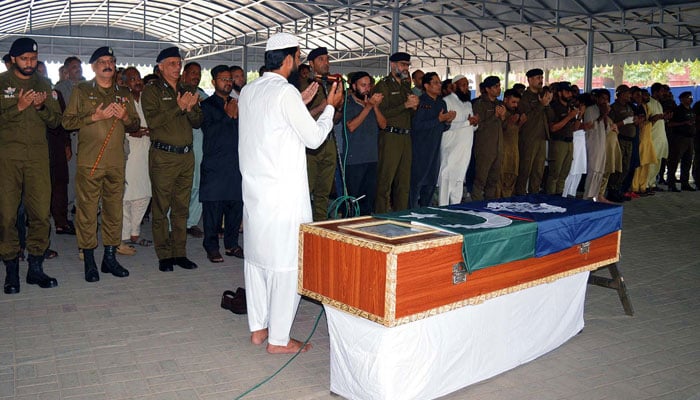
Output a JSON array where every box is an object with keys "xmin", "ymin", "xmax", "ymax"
[
  {"xmin": 391, "ymin": 91, "xmax": 400, "ymax": 95},
  {"xmin": 162, "ymin": 97, "xmax": 172, "ymax": 101}
]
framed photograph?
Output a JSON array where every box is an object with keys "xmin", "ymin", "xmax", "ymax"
[{"xmin": 338, "ymin": 220, "xmax": 438, "ymax": 241}]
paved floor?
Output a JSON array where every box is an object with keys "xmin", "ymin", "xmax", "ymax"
[{"xmin": 1, "ymin": 189, "xmax": 699, "ymax": 400}]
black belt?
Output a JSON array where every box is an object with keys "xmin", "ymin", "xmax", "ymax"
[
  {"xmin": 551, "ymin": 136, "xmax": 573, "ymax": 143},
  {"xmin": 152, "ymin": 141, "xmax": 193, "ymax": 154},
  {"xmin": 618, "ymin": 135, "xmax": 635, "ymax": 142},
  {"xmin": 384, "ymin": 126, "xmax": 411, "ymax": 135}
]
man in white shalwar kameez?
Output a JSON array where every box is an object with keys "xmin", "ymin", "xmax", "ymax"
[
  {"xmin": 438, "ymin": 75, "xmax": 479, "ymax": 205},
  {"xmin": 122, "ymin": 68, "xmax": 152, "ymax": 248},
  {"xmin": 238, "ymin": 33, "xmax": 343, "ymax": 354}
]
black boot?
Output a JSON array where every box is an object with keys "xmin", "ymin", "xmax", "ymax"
[
  {"xmin": 83, "ymin": 248, "xmax": 100, "ymax": 282},
  {"xmin": 101, "ymin": 246, "xmax": 129, "ymax": 277},
  {"xmin": 3, "ymin": 257, "xmax": 20, "ymax": 294},
  {"xmin": 26, "ymin": 254, "xmax": 58, "ymax": 288}
]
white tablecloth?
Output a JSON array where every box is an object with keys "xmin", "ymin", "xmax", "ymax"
[{"xmin": 325, "ymin": 271, "xmax": 589, "ymax": 399}]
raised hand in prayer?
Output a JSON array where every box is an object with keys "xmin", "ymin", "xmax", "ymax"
[
  {"xmin": 177, "ymin": 91, "xmax": 199, "ymax": 112},
  {"xmin": 32, "ymin": 91, "xmax": 47, "ymax": 110},
  {"xmin": 301, "ymin": 81, "xmax": 319, "ymax": 105},
  {"xmin": 405, "ymin": 94, "xmax": 419, "ymax": 110},
  {"xmin": 16, "ymin": 88, "xmax": 36, "ymax": 112},
  {"xmin": 326, "ymin": 82, "xmax": 344, "ymax": 109},
  {"xmin": 225, "ymin": 97, "xmax": 238, "ymax": 119},
  {"xmin": 92, "ymin": 103, "xmax": 113, "ymax": 121},
  {"xmin": 367, "ymin": 93, "xmax": 384, "ymax": 107},
  {"xmin": 495, "ymin": 104, "xmax": 506, "ymax": 120}
]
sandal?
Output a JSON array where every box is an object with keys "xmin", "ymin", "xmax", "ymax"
[
  {"xmin": 116, "ymin": 243, "xmax": 136, "ymax": 256},
  {"xmin": 44, "ymin": 249, "xmax": 59, "ymax": 259},
  {"xmin": 207, "ymin": 250, "xmax": 224, "ymax": 263},
  {"xmin": 225, "ymin": 246, "xmax": 244, "ymax": 259}
]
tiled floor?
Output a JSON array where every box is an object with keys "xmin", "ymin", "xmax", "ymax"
[{"xmin": 1, "ymin": 189, "xmax": 699, "ymax": 399}]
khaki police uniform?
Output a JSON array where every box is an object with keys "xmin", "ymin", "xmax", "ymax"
[
  {"xmin": 373, "ymin": 75, "xmax": 413, "ymax": 212},
  {"xmin": 141, "ymin": 78, "xmax": 203, "ymax": 260},
  {"xmin": 608, "ymin": 101, "xmax": 636, "ymax": 196},
  {"xmin": 546, "ymin": 100, "xmax": 576, "ymax": 195},
  {"xmin": 62, "ymin": 80, "xmax": 140, "ymax": 249},
  {"xmin": 472, "ymin": 97, "xmax": 504, "ymax": 201},
  {"xmin": 515, "ymin": 88, "xmax": 549, "ymax": 195},
  {"xmin": 299, "ymin": 78, "xmax": 337, "ymax": 221},
  {"xmin": 0, "ymin": 70, "xmax": 62, "ymax": 260},
  {"xmin": 500, "ymin": 110, "xmax": 520, "ymax": 198}
]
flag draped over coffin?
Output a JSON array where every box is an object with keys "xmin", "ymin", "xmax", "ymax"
[
  {"xmin": 448, "ymin": 194, "xmax": 623, "ymax": 257},
  {"xmin": 374, "ymin": 207, "xmax": 537, "ymax": 273}
]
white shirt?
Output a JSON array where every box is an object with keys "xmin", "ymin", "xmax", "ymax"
[
  {"xmin": 443, "ymin": 93, "xmax": 475, "ymax": 132},
  {"xmin": 238, "ymin": 72, "xmax": 335, "ymax": 271},
  {"xmin": 123, "ymin": 99, "xmax": 152, "ymax": 201}
]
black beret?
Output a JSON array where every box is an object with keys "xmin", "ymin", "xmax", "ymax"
[
  {"xmin": 483, "ymin": 76, "xmax": 500, "ymax": 88},
  {"xmin": 557, "ymin": 82, "xmax": 573, "ymax": 92},
  {"xmin": 350, "ymin": 71, "xmax": 370, "ymax": 85},
  {"xmin": 89, "ymin": 46, "xmax": 114, "ymax": 64},
  {"xmin": 211, "ymin": 64, "xmax": 230, "ymax": 80},
  {"xmin": 526, "ymin": 68, "xmax": 543, "ymax": 78},
  {"xmin": 157, "ymin": 47, "xmax": 182, "ymax": 63},
  {"xmin": 389, "ymin": 52, "xmax": 410, "ymax": 62},
  {"xmin": 308, "ymin": 47, "xmax": 328, "ymax": 62},
  {"xmin": 2, "ymin": 54, "xmax": 10, "ymax": 63},
  {"xmin": 9, "ymin": 38, "xmax": 38, "ymax": 57}
]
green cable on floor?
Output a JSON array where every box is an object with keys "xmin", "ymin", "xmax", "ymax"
[{"xmin": 234, "ymin": 307, "xmax": 326, "ymax": 399}]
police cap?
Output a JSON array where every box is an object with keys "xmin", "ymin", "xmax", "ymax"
[
  {"xmin": 89, "ymin": 46, "xmax": 114, "ymax": 64},
  {"xmin": 9, "ymin": 38, "xmax": 38, "ymax": 57},
  {"xmin": 157, "ymin": 47, "xmax": 182, "ymax": 63}
]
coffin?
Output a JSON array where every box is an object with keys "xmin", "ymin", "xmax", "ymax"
[{"xmin": 298, "ymin": 212, "xmax": 620, "ymax": 327}]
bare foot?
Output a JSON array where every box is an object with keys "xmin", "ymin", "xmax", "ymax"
[
  {"xmin": 267, "ymin": 338, "xmax": 312, "ymax": 354},
  {"xmin": 251, "ymin": 329, "xmax": 268, "ymax": 345}
]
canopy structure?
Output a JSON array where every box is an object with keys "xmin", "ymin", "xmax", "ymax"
[{"xmin": 0, "ymin": 0, "xmax": 698, "ymax": 80}]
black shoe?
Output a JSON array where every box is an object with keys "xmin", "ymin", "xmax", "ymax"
[
  {"xmin": 3, "ymin": 257, "xmax": 20, "ymax": 294},
  {"xmin": 26, "ymin": 254, "xmax": 58, "ymax": 289},
  {"xmin": 652, "ymin": 186, "xmax": 665, "ymax": 192},
  {"xmin": 681, "ymin": 184, "xmax": 697, "ymax": 191},
  {"xmin": 55, "ymin": 224, "xmax": 76, "ymax": 235},
  {"xmin": 669, "ymin": 184, "xmax": 681, "ymax": 192},
  {"xmin": 159, "ymin": 258, "xmax": 175, "ymax": 272},
  {"xmin": 83, "ymin": 248, "xmax": 100, "ymax": 282},
  {"xmin": 174, "ymin": 257, "xmax": 198, "ymax": 270},
  {"xmin": 186, "ymin": 226, "xmax": 204, "ymax": 238},
  {"xmin": 100, "ymin": 246, "xmax": 129, "ymax": 277}
]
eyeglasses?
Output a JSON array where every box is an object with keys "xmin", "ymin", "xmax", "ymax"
[{"xmin": 217, "ymin": 78, "xmax": 233, "ymax": 82}]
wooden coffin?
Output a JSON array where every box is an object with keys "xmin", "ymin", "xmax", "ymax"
[{"xmin": 299, "ymin": 216, "xmax": 620, "ymax": 327}]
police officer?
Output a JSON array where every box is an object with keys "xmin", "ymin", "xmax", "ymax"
[
  {"xmin": 516, "ymin": 68, "xmax": 553, "ymax": 195},
  {"xmin": 546, "ymin": 82, "xmax": 582, "ymax": 195},
  {"xmin": 299, "ymin": 47, "xmax": 340, "ymax": 221},
  {"xmin": 1, "ymin": 37, "xmax": 62, "ymax": 294},
  {"xmin": 141, "ymin": 47, "xmax": 202, "ymax": 272},
  {"xmin": 373, "ymin": 52, "xmax": 419, "ymax": 212},
  {"xmin": 62, "ymin": 47, "xmax": 140, "ymax": 282}
]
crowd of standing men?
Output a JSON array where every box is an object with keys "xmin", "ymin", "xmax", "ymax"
[
  {"xmin": 1, "ymin": 35, "xmax": 697, "ymax": 355},
  {"xmin": 1, "ymin": 38, "xmax": 246, "ymax": 296}
]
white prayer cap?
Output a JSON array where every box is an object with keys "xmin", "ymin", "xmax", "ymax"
[
  {"xmin": 265, "ymin": 33, "xmax": 298, "ymax": 51},
  {"xmin": 453, "ymin": 74, "xmax": 467, "ymax": 83}
]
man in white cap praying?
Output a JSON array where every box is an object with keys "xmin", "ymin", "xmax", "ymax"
[{"xmin": 238, "ymin": 32, "xmax": 343, "ymax": 354}]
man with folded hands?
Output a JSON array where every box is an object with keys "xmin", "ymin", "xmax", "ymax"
[
  {"xmin": 62, "ymin": 46, "xmax": 140, "ymax": 282},
  {"xmin": 141, "ymin": 47, "xmax": 202, "ymax": 272}
]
